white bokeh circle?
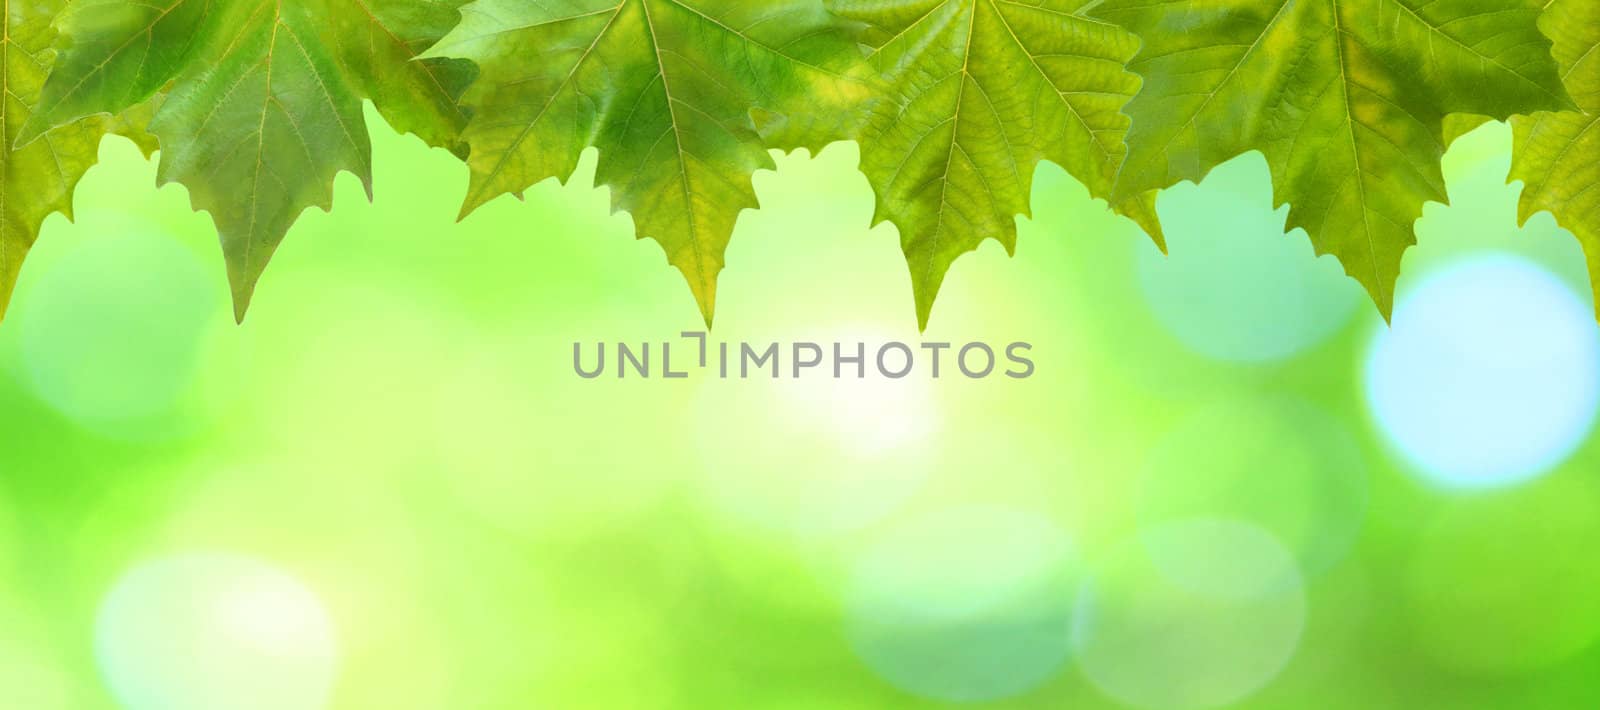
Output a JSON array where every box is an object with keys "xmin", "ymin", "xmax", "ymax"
[
  {"xmin": 845, "ymin": 507, "xmax": 1078, "ymax": 702},
  {"xmin": 17, "ymin": 218, "xmax": 216, "ymax": 434},
  {"xmin": 692, "ymin": 336, "xmax": 940, "ymax": 540},
  {"xmin": 1136, "ymin": 159, "xmax": 1361, "ymax": 363},
  {"xmin": 1074, "ymin": 519, "xmax": 1305, "ymax": 710},
  {"xmin": 1365, "ymin": 254, "xmax": 1600, "ymax": 488},
  {"xmin": 95, "ymin": 553, "xmax": 338, "ymax": 710}
]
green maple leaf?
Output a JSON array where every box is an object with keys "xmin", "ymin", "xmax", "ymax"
[
  {"xmin": 1094, "ymin": 0, "xmax": 1574, "ymax": 317},
  {"xmin": 320, "ymin": 0, "xmax": 478, "ymax": 157},
  {"xmin": 828, "ymin": 0, "xmax": 1163, "ymax": 329},
  {"xmin": 21, "ymin": 0, "xmax": 476, "ymax": 321},
  {"xmin": 421, "ymin": 0, "xmax": 867, "ymax": 326},
  {"xmin": 1509, "ymin": 0, "xmax": 1600, "ymax": 308},
  {"xmin": 1, "ymin": 0, "xmax": 156, "ymax": 319}
]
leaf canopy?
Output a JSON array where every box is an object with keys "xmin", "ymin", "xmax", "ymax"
[
  {"xmin": 8, "ymin": 0, "xmax": 1598, "ymax": 329},
  {"xmin": 23, "ymin": 0, "xmax": 476, "ymax": 321},
  {"xmin": 1509, "ymin": 0, "xmax": 1600, "ymax": 307},
  {"xmin": 829, "ymin": 0, "xmax": 1162, "ymax": 329},
  {"xmin": 422, "ymin": 0, "xmax": 868, "ymax": 326},
  {"xmin": 1, "ymin": 0, "xmax": 155, "ymax": 319},
  {"xmin": 1093, "ymin": 0, "xmax": 1573, "ymax": 317}
]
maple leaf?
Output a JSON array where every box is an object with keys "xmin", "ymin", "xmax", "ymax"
[
  {"xmin": 1093, "ymin": 0, "xmax": 1574, "ymax": 317},
  {"xmin": 20, "ymin": 0, "xmax": 476, "ymax": 321},
  {"xmin": 0, "ymin": 0, "xmax": 156, "ymax": 319},
  {"xmin": 828, "ymin": 0, "xmax": 1163, "ymax": 329},
  {"xmin": 1509, "ymin": 0, "xmax": 1600, "ymax": 309},
  {"xmin": 421, "ymin": 0, "xmax": 868, "ymax": 326}
]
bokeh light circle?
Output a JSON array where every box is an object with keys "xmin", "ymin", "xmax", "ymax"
[
  {"xmin": 1365, "ymin": 254, "xmax": 1600, "ymax": 488},
  {"xmin": 95, "ymin": 553, "xmax": 338, "ymax": 710},
  {"xmin": 1074, "ymin": 519, "xmax": 1305, "ymax": 710},
  {"xmin": 846, "ymin": 507, "xmax": 1078, "ymax": 702},
  {"xmin": 1139, "ymin": 397, "xmax": 1368, "ymax": 576},
  {"xmin": 1136, "ymin": 158, "xmax": 1361, "ymax": 363},
  {"xmin": 693, "ymin": 334, "xmax": 939, "ymax": 540},
  {"xmin": 17, "ymin": 217, "xmax": 217, "ymax": 434}
]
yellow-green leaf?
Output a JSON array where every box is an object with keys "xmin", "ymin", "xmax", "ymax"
[
  {"xmin": 422, "ymin": 0, "xmax": 868, "ymax": 326},
  {"xmin": 831, "ymin": 0, "xmax": 1162, "ymax": 329},
  {"xmin": 23, "ymin": 0, "xmax": 476, "ymax": 321},
  {"xmin": 1, "ymin": 0, "xmax": 153, "ymax": 318},
  {"xmin": 1095, "ymin": 0, "xmax": 1573, "ymax": 317},
  {"xmin": 151, "ymin": 0, "xmax": 373, "ymax": 322},
  {"xmin": 1510, "ymin": 0, "xmax": 1600, "ymax": 309}
]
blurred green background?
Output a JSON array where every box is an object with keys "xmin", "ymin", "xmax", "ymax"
[{"xmin": 2, "ymin": 112, "xmax": 1599, "ymax": 710}]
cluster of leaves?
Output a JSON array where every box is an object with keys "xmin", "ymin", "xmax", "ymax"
[{"xmin": 6, "ymin": 0, "xmax": 1598, "ymax": 328}]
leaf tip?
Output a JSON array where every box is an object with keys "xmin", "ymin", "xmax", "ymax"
[
  {"xmin": 695, "ymin": 290, "xmax": 716, "ymax": 330},
  {"xmin": 457, "ymin": 193, "xmax": 489, "ymax": 223},
  {"xmin": 1134, "ymin": 211, "xmax": 1167, "ymax": 254},
  {"xmin": 228, "ymin": 272, "xmax": 261, "ymax": 325},
  {"xmin": 1371, "ymin": 289, "xmax": 1395, "ymax": 326},
  {"xmin": 1113, "ymin": 192, "xmax": 1165, "ymax": 252},
  {"xmin": 0, "ymin": 281, "xmax": 16, "ymax": 326},
  {"xmin": 702, "ymin": 287, "xmax": 719, "ymax": 329},
  {"xmin": 913, "ymin": 280, "xmax": 939, "ymax": 333},
  {"xmin": 678, "ymin": 264, "xmax": 719, "ymax": 330}
]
